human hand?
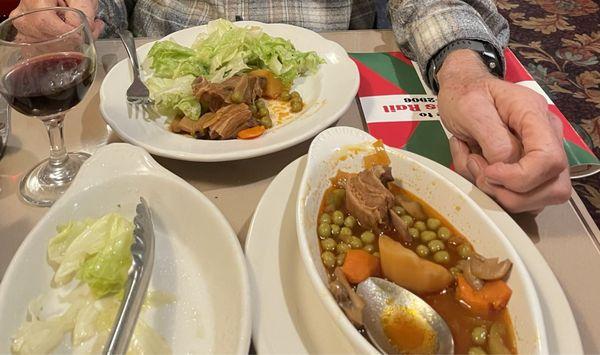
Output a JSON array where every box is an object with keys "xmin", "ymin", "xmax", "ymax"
[
  {"xmin": 437, "ymin": 49, "xmax": 571, "ymax": 213},
  {"xmin": 10, "ymin": 0, "xmax": 103, "ymax": 40}
]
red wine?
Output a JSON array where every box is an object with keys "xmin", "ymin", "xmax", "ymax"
[{"xmin": 1, "ymin": 52, "xmax": 94, "ymax": 116}]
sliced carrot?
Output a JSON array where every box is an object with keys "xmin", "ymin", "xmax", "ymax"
[
  {"xmin": 363, "ymin": 140, "xmax": 391, "ymax": 169},
  {"xmin": 455, "ymin": 275, "xmax": 512, "ymax": 316},
  {"xmin": 342, "ymin": 249, "xmax": 381, "ymax": 284},
  {"xmin": 456, "ymin": 275, "xmax": 490, "ymax": 316},
  {"xmin": 480, "ymin": 279, "xmax": 512, "ymax": 311},
  {"xmin": 237, "ymin": 125, "xmax": 266, "ymax": 139}
]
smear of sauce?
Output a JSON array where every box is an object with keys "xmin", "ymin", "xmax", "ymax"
[{"xmin": 381, "ymin": 304, "xmax": 437, "ymax": 354}]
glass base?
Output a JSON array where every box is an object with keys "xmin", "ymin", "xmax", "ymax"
[{"xmin": 19, "ymin": 152, "xmax": 90, "ymax": 207}]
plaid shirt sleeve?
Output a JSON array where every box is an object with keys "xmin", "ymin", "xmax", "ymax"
[
  {"xmin": 388, "ymin": 0, "xmax": 509, "ymax": 76},
  {"xmin": 97, "ymin": 0, "xmax": 130, "ymax": 37}
]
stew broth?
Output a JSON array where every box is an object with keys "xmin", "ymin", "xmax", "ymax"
[{"xmin": 317, "ymin": 172, "xmax": 517, "ymax": 354}]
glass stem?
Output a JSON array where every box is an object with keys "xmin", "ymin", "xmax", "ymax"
[{"xmin": 44, "ymin": 115, "xmax": 68, "ymax": 169}]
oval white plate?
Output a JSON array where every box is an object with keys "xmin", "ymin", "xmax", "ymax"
[
  {"xmin": 296, "ymin": 127, "xmax": 547, "ymax": 354},
  {"xmin": 247, "ymin": 155, "xmax": 582, "ymax": 354},
  {"xmin": 100, "ymin": 21, "xmax": 359, "ymax": 162},
  {"xmin": 0, "ymin": 143, "xmax": 251, "ymax": 353}
]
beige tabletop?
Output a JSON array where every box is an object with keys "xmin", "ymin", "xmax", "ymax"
[{"xmin": 1, "ymin": 30, "xmax": 599, "ymax": 352}]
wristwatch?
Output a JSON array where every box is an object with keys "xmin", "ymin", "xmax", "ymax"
[{"xmin": 427, "ymin": 39, "xmax": 503, "ymax": 93}]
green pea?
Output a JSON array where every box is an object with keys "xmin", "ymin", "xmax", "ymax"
[
  {"xmin": 260, "ymin": 115, "xmax": 273, "ymax": 128},
  {"xmin": 458, "ymin": 243, "xmax": 473, "ymax": 259},
  {"xmin": 428, "ymin": 239, "xmax": 445, "ymax": 253},
  {"xmin": 433, "ymin": 250, "xmax": 450, "ymax": 264},
  {"xmin": 373, "ymin": 252, "xmax": 380, "ymax": 258},
  {"xmin": 437, "ymin": 226, "xmax": 452, "ymax": 240},
  {"xmin": 344, "ymin": 215, "xmax": 357, "ymax": 229},
  {"xmin": 450, "ymin": 267, "xmax": 462, "ymax": 278},
  {"xmin": 318, "ymin": 223, "xmax": 331, "ymax": 238},
  {"xmin": 290, "ymin": 100, "xmax": 303, "ymax": 112},
  {"xmin": 349, "ymin": 236, "xmax": 363, "ymax": 249},
  {"xmin": 426, "ymin": 218, "xmax": 441, "ymax": 231},
  {"xmin": 401, "ymin": 215, "xmax": 414, "ymax": 227},
  {"xmin": 471, "ymin": 326, "xmax": 488, "ymax": 346},
  {"xmin": 363, "ymin": 244, "xmax": 376, "ymax": 253},
  {"xmin": 332, "ymin": 210, "xmax": 345, "ymax": 226},
  {"xmin": 420, "ymin": 230, "xmax": 437, "ymax": 243},
  {"xmin": 258, "ymin": 107, "xmax": 269, "ymax": 117},
  {"xmin": 330, "ymin": 224, "xmax": 341, "ymax": 236},
  {"xmin": 290, "ymin": 91, "xmax": 301, "ymax": 100},
  {"xmin": 321, "ymin": 238, "xmax": 336, "ymax": 251},
  {"xmin": 279, "ymin": 91, "xmax": 291, "ymax": 101},
  {"xmin": 468, "ymin": 347, "xmax": 487, "ymax": 355},
  {"xmin": 319, "ymin": 213, "xmax": 332, "ymax": 225},
  {"xmin": 340, "ymin": 226, "xmax": 352, "ymax": 239},
  {"xmin": 360, "ymin": 231, "xmax": 376, "ymax": 244},
  {"xmin": 336, "ymin": 242, "xmax": 350, "ymax": 254},
  {"xmin": 416, "ymin": 244, "xmax": 430, "ymax": 258},
  {"xmin": 408, "ymin": 227, "xmax": 419, "ymax": 240},
  {"xmin": 336, "ymin": 253, "xmax": 346, "ymax": 266},
  {"xmin": 230, "ymin": 91, "xmax": 243, "ymax": 103},
  {"xmin": 249, "ymin": 104, "xmax": 258, "ymax": 115},
  {"xmin": 321, "ymin": 251, "xmax": 336, "ymax": 268},
  {"xmin": 414, "ymin": 220, "xmax": 427, "ymax": 232},
  {"xmin": 393, "ymin": 206, "xmax": 405, "ymax": 216},
  {"xmin": 330, "ymin": 189, "xmax": 346, "ymax": 208},
  {"xmin": 256, "ymin": 100, "xmax": 266, "ymax": 109}
]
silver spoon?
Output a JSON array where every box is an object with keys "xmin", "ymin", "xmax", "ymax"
[{"xmin": 356, "ymin": 277, "xmax": 454, "ymax": 354}]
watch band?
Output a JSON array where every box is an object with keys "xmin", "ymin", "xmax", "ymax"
[{"xmin": 427, "ymin": 39, "xmax": 503, "ymax": 93}]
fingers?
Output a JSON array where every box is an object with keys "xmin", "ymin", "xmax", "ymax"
[
  {"xmin": 484, "ymin": 109, "xmax": 568, "ymax": 193},
  {"xmin": 449, "ymin": 136, "xmax": 474, "ymax": 182},
  {"xmin": 91, "ymin": 19, "xmax": 105, "ymax": 39},
  {"xmin": 13, "ymin": 10, "xmax": 77, "ymax": 40},
  {"xmin": 467, "ymin": 155, "xmax": 571, "ymax": 213}
]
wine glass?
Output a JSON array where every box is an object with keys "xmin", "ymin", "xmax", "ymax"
[{"xmin": 0, "ymin": 7, "xmax": 97, "ymax": 206}]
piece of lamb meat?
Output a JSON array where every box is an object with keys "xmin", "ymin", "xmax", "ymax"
[
  {"xmin": 345, "ymin": 165, "xmax": 395, "ymax": 230},
  {"xmin": 192, "ymin": 75, "xmax": 265, "ymax": 112},
  {"xmin": 205, "ymin": 103, "xmax": 256, "ymax": 139}
]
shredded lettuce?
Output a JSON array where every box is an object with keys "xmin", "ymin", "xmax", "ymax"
[
  {"xmin": 12, "ymin": 214, "xmax": 173, "ymax": 354},
  {"xmin": 77, "ymin": 215, "xmax": 134, "ymax": 298},
  {"xmin": 146, "ymin": 76, "xmax": 202, "ymax": 120},
  {"xmin": 143, "ymin": 19, "xmax": 323, "ymax": 120},
  {"xmin": 50, "ymin": 213, "xmax": 133, "ymax": 294}
]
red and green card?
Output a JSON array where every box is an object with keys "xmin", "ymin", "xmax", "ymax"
[{"xmin": 349, "ymin": 50, "xmax": 600, "ymax": 178}]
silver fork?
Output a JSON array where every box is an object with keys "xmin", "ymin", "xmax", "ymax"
[{"xmin": 115, "ymin": 28, "xmax": 152, "ymax": 119}]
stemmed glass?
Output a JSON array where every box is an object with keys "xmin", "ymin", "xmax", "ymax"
[{"xmin": 0, "ymin": 7, "xmax": 97, "ymax": 206}]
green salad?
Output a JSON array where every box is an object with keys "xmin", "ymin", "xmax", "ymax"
[
  {"xmin": 11, "ymin": 213, "xmax": 172, "ymax": 355},
  {"xmin": 143, "ymin": 19, "xmax": 324, "ymax": 121}
]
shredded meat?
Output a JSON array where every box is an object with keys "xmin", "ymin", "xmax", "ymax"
[
  {"xmin": 345, "ymin": 165, "xmax": 395, "ymax": 230},
  {"xmin": 202, "ymin": 103, "xmax": 256, "ymax": 140},
  {"xmin": 192, "ymin": 75, "xmax": 265, "ymax": 112}
]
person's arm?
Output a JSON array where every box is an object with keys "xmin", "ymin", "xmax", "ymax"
[
  {"xmin": 96, "ymin": 0, "xmax": 131, "ymax": 38},
  {"xmin": 388, "ymin": 0, "xmax": 509, "ymax": 78},
  {"xmin": 388, "ymin": 0, "xmax": 570, "ymax": 213}
]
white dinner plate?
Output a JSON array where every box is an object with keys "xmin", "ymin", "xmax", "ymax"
[
  {"xmin": 245, "ymin": 155, "xmax": 583, "ymax": 354},
  {"xmin": 0, "ymin": 143, "xmax": 251, "ymax": 353},
  {"xmin": 100, "ymin": 21, "xmax": 359, "ymax": 162}
]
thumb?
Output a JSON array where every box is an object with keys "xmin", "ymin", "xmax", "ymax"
[{"xmin": 91, "ymin": 19, "xmax": 105, "ymax": 39}]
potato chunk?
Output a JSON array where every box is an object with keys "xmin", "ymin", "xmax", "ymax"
[{"xmin": 379, "ymin": 235, "xmax": 452, "ymax": 294}]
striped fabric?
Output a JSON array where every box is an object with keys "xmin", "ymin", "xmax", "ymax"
[{"xmin": 98, "ymin": 0, "xmax": 508, "ymax": 75}]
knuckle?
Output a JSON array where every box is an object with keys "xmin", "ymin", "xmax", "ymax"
[{"xmin": 552, "ymin": 182, "xmax": 572, "ymax": 203}]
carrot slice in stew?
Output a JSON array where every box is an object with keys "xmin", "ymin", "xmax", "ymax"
[
  {"xmin": 455, "ymin": 275, "xmax": 512, "ymax": 316},
  {"xmin": 237, "ymin": 125, "xmax": 266, "ymax": 139},
  {"xmin": 342, "ymin": 249, "xmax": 381, "ymax": 284}
]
